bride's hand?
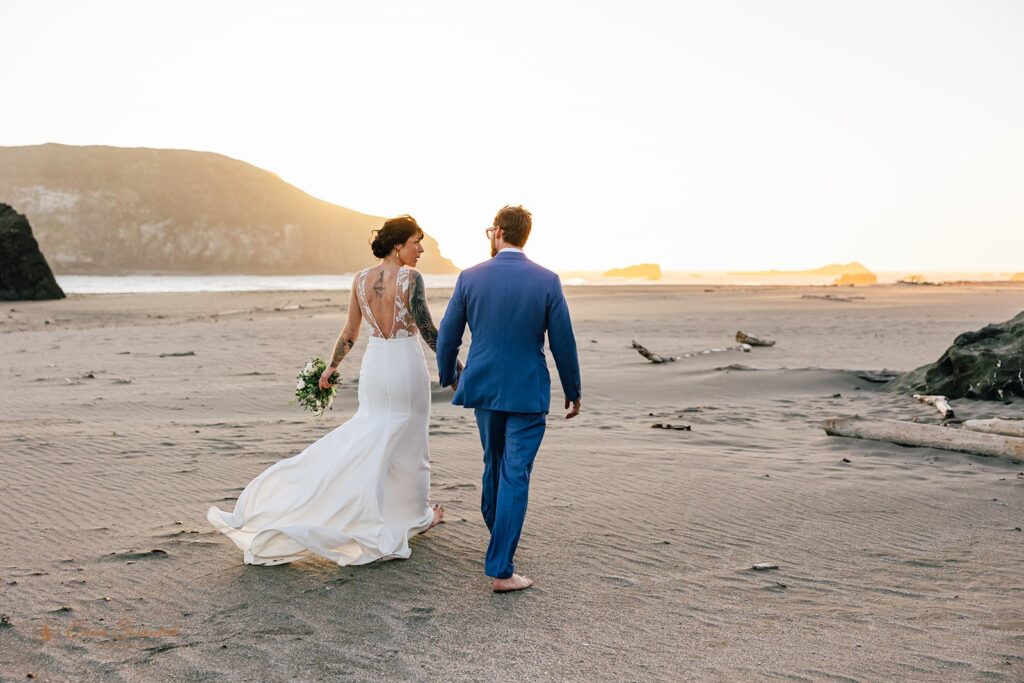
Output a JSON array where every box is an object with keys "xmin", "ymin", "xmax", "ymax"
[
  {"xmin": 319, "ymin": 366, "xmax": 337, "ymax": 390},
  {"xmin": 452, "ymin": 359, "xmax": 464, "ymax": 390}
]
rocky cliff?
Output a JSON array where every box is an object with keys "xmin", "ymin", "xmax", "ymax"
[{"xmin": 0, "ymin": 144, "xmax": 457, "ymax": 274}]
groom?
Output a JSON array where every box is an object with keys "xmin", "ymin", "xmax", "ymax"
[{"xmin": 437, "ymin": 205, "xmax": 582, "ymax": 593}]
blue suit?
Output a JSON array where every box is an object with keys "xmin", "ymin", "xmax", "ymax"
[{"xmin": 437, "ymin": 250, "xmax": 581, "ymax": 579}]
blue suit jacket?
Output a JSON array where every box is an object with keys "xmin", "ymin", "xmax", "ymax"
[{"xmin": 436, "ymin": 251, "xmax": 581, "ymax": 414}]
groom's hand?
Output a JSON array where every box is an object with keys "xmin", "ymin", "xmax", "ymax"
[{"xmin": 564, "ymin": 397, "xmax": 581, "ymax": 420}]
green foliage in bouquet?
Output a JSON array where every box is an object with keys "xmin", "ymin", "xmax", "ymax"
[{"xmin": 290, "ymin": 357, "xmax": 341, "ymax": 418}]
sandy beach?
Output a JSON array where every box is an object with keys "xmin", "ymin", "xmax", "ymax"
[{"xmin": 1, "ymin": 283, "xmax": 1022, "ymax": 682}]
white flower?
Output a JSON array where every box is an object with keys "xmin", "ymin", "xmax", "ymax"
[{"xmin": 296, "ymin": 379, "xmax": 305, "ymax": 390}]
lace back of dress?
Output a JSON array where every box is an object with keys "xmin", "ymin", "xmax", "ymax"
[{"xmin": 358, "ymin": 266, "xmax": 416, "ymax": 340}]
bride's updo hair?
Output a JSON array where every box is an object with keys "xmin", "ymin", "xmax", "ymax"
[{"xmin": 370, "ymin": 215, "xmax": 424, "ymax": 259}]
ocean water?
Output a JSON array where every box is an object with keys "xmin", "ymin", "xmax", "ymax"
[
  {"xmin": 55, "ymin": 273, "xmax": 676, "ymax": 294},
  {"xmin": 54, "ymin": 271, "xmax": 1015, "ymax": 294},
  {"xmin": 55, "ymin": 274, "xmax": 461, "ymax": 294}
]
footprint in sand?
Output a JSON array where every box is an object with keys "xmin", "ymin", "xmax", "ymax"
[
  {"xmin": 599, "ymin": 575, "xmax": 639, "ymax": 587},
  {"xmin": 406, "ymin": 606, "xmax": 434, "ymax": 623},
  {"xmin": 103, "ymin": 549, "xmax": 169, "ymax": 562},
  {"xmin": 442, "ymin": 483, "xmax": 475, "ymax": 491}
]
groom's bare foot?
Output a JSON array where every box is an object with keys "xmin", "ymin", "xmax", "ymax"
[
  {"xmin": 492, "ymin": 573, "xmax": 533, "ymax": 593},
  {"xmin": 421, "ymin": 504, "xmax": 445, "ymax": 534}
]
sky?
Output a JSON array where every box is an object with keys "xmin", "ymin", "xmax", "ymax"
[{"xmin": 1, "ymin": 0, "xmax": 1022, "ymax": 273}]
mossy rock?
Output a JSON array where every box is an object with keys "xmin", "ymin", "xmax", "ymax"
[{"xmin": 887, "ymin": 311, "xmax": 1024, "ymax": 400}]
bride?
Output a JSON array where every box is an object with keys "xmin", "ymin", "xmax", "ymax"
[{"xmin": 207, "ymin": 215, "xmax": 454, "ymax": 566}]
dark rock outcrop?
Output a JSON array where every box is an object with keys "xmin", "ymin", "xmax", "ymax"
[
  {"xmin": 887, "ymin": 311, "xmax": 1024, "ymax": 400},
  {"xmin": 0, "ymin": 204, "xmax": 65, "ymax": 301}
]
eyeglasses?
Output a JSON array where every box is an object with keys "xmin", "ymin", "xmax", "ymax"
[{"xmin": 485, "ymin": 226, "xmax": 498, "ymax": 239}]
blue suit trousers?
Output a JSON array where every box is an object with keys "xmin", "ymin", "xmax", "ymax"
[{"xmin": 474, "ymin": 408, "xmax": 547, "ymax": 579}]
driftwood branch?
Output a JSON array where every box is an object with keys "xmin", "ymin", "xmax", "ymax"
[
  {"xmin": 963, "ymin": 418, "xmax": 1024, "ymax": 438},
  {"xmin": 736, "ymin": 331, "xmax": 776, "ymax": 347},
  {"xmin": 914, "ymin": 394, "xmax": 955, "ymax": 419},
  {"xmin": 824, "ymin": 416, "xmax": 1024, "ymax": 459},
  {"xmin": 801, "ymin": 294, "xmax": 864, "ymax": 303},
  {"xmin": 632, "ymin": 340, "xmax": 676, "ymax": 363},
  {"xmin": 682, "ymin": 344, "xmax": 751, "ymax": 358},
  {"xmin": 631, "ymin": 340, "xmax": 752, "ymax": 363}
]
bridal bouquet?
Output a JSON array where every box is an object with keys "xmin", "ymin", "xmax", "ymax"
[{"xmin": 291, "ymin": 357, "xmax": 340, "ymax": 418}]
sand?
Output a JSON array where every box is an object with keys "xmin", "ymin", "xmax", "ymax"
[{"xmin": 1, "ymin": 283, "xmax": 1022, "ymax": 682}]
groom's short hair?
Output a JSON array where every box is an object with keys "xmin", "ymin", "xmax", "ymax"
[{"xmin": 494, "ymin": 205, "xmax": 532, "ymax": 247}]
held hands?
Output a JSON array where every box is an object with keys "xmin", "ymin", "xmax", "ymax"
[
  {"xmin": 319, "ymin": 365, "xmax": 338, "ymax": 390},
  {"xmin": 450, "ymin": 359, "xmax": 465, "ymax": 391},
  {"xmin": 564, "ymin": 397, "xmax": 581, "ymax": 420}
]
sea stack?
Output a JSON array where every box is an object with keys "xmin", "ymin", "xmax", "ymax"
[
  {"xmin": 0, "ymin": 203, "xmax": 65, "ymax": 301},
  {"xmin": 603, "ymin": 263, "xmax": 663, "ymax": 280},
  {"xmin": 834, "ymin": 272, "xmax": 878, "ymax": 286}
]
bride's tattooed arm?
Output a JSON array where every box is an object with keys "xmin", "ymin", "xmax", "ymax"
[
  {"xmin": 330, "ymin": 333, "xmax": 355, "ymax": 366},
  {"xmin": 322, "ymin": 283, "xmax": 362, "ymax": 389},
  {"xmin": 409, "ymin": 272, "xmax": 439, "ymax": 352},
  {"xmin": 332, "ymin": 285, "xmax": 362, "ymax": 365}
]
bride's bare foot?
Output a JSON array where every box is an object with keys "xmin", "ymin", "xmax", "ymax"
[
  {"xmin": 492, "ymin": 573, "xmax": 533, "ymax": 593},
  {"xmin": 421, "ymin": 503, "xmax": 445, "ymax": 534}
]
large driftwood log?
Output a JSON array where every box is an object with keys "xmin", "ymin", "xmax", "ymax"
[
  {"xmin": 963, "ymin": 418, "xmax": 1024, "ymax": 438},
  {"xmin": 824, "ymin": 416, "xmax": 1024, "ymax": 459},
  {"xmin": 736, "ymin": 331, "xmax": 776, "ymax": 347},
  {"xmin": 914, "ymin": 394, "xmax": 955, "ymax": 419}
]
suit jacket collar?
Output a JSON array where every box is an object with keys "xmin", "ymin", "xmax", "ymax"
[{"xmin": 494, "ymin": 250, "xmax": 527, "ymax": 260}]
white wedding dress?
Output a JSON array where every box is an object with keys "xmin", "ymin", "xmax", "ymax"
[{"xmin": 206, "ymin": 266, "xmax": 435, "ymax": 566}]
